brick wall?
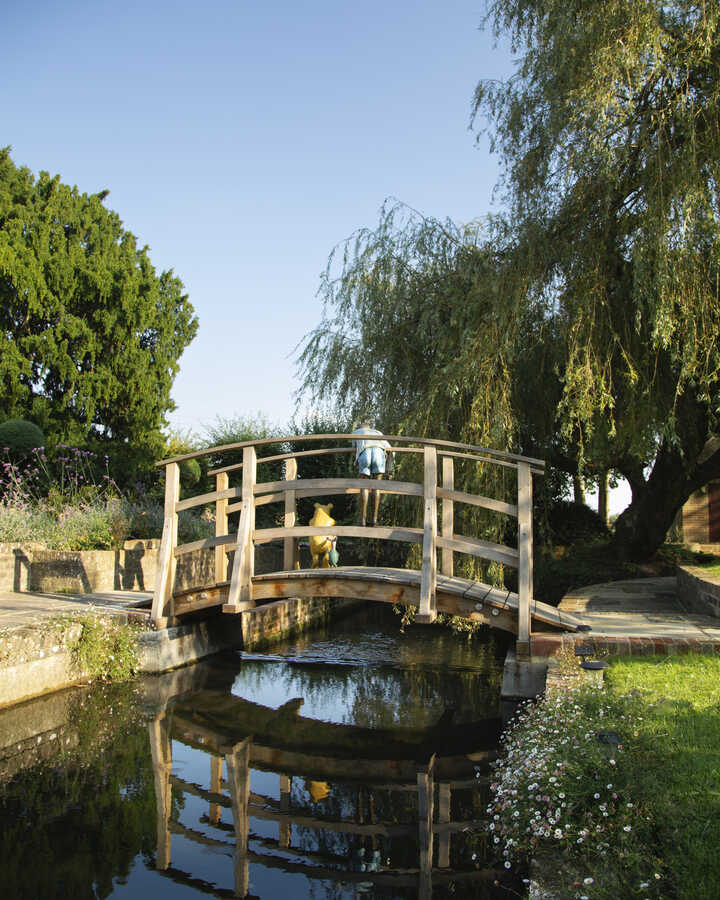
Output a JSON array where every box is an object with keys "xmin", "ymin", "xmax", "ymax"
[{"xmin": 682, "ymin": 488, "xmax": 709, "ymax": 543}]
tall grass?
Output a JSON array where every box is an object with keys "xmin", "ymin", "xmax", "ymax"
[{"xmin": 0, "ymin": 447, "xmax": 212, "ymax": 549}]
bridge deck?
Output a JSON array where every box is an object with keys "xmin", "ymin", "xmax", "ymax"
[{"xmin": 173, "ymin": 566, "xmax": 582, "ymax": 634}]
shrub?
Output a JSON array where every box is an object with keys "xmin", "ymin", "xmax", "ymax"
[
  {"xmin": 0, "ymin": 419, "xmax": 45, "ymax": 458},
  {"xmin": 545, "ymin": 501, "xmax": 609, "ymax": 546},
  {"xmin": 180, "ymin": 457, "xmax": 202, "ymax": 486},
  {"xmin": 534, "ymin": 540, "xmax": 638, "ymax": 606}
]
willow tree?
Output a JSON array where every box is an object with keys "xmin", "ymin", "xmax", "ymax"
[
  {"xmin": 472, "ymin": 0, "xmax": 720, "ymax": 557},
  {"xmin": 0, "ymin": 149, "xmax": 197, "ymax": 478},
  {"xmin": 300, "ymin": 1, "xmax": 720, "ymax": 560}
]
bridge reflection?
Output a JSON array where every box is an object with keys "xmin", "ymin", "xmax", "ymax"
[{"xmin": 149, "ymin": 695, "xmax": 504, "ymax": 899}]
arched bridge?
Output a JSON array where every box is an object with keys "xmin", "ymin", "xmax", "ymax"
[{"xmin": 152, "ymin": 434, "xmax": 582, "ymax": 656}]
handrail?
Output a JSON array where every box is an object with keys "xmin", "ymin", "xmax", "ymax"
[
  {"xmin": 152, "ymin": 432, "xmax": 541, "ymax": 655},
  {"xmin": 156, "ymin": 432, "xmax": 545, "ymax": 469}
]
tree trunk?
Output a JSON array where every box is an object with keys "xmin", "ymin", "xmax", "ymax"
[
  {"xmin": 612, "ymin": 440, "xmax": 720, "ymax": 560},
  {"xmin": 572, "ymin": 475, "xmax": 585, "ymax": 505},
  {"xmin": 598, "ymin": 469, "xmax": 609, "ymax": 526}
]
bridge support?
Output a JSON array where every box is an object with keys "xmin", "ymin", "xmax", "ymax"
[
  {"xmin": 516, "ymin": 462, "xmax": 533, "ymax": 658},
  {"xmin": 151, "ymin": 462, "xmax": 179, "ymax": 629},
  {"xmin": 417, "ymin": 445, "xmax": 438, "ymax": 623},
  {"xmin": 224, "ymin": 446, "xmax": 257, "ymax": 615}
]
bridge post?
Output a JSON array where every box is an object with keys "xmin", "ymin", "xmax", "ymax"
[
  {"xmin": 224, "ymin": 445, "xmax": 257, "ymax": 613},
  {"xmin": 441, "ymin": 456, "xmax": 454, "ymax": 577},
  {"xmin": 418, "ymin": 444, "xmax": 438, "ymax": 623},
  {"xmin": 151, "ymin": 461, "xmax": 179, "ymax": 628},
  {"xmin": 283, "ymin": 457, "xmax": 298, "ymax": 570},
  {"xmin": 215, "ymin": 472, "xmax": 229, "ymax": 584},
  {"xmin": 517, "ymin": 461, "xmax": 533, "ymax": 658}
]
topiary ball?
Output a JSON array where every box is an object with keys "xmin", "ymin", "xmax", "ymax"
[
  {"xmin": 0, "ymin": 419, "xmax": 46, "ymax": 458},
  {"xmin": 180, "ymin": 457, "xmax": 202, "ymax": 486}
]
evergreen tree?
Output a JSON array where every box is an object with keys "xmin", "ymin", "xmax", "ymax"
[{"xmin": 0, "ymin": 149, "xmax": 197, "ymax": 479}]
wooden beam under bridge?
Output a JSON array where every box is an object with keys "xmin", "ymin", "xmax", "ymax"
[{"xmin": 172, "ymin": 566, "xmax": 583, "ymax": 635}]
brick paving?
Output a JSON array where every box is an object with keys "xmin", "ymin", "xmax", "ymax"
[{"xmin": 531, "ymin": 576, "xmax": 720, "ymax": 657}]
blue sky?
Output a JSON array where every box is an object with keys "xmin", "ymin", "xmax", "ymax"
[
  {"xmin": 4, "ymin": 0, "xmax": 509, "ymax": 428},
  {"xmin": 3, "ymin": 1, "xmax": 630, "ymax": 512}
]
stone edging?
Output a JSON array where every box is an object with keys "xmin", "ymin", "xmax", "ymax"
[
  {"xmin": 676, "ymin": 564, "xmax": 720, "ymax": 618},
  {"xmin": 0, "ymin": 596, "xmax": 364, "ymax": 709}
]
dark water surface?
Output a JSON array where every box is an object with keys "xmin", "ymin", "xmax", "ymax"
[{"xmin": 0, "ymin": 605, "xmax": 520, "ymax": 899}]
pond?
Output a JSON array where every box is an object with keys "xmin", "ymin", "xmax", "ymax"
[{"xmin": 0, "ymin": 605, "xmax": 522, "ymax": 899}]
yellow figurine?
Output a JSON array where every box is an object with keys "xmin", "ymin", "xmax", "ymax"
[{"xmin": 309, "ymin": 502, "xmax": 336, "ymax": 568}]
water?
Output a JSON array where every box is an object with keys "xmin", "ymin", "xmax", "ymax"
[{"xmin": 0, "ymin": 605, "xmax": 521, "ymax": 899}]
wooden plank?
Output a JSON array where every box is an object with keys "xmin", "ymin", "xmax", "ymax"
[
  {"xmin": 208, "ymin": 446, "xmax": 352, "ymax": 476},
  {"xmin": 436, "ymin": 486, "xmax": 518, "ymax": 517},
  {"xmin": 517, "ymin": 461, "xmax": 533, "ymax": 657},
  {"xmin": 283, "ymin": 457, "xmax": 298, "ymax": 571},
  {"xmin": 224, "ymin": 446, "xmax": 257, "ymax": 613},
  {"xmin": 437, "ymin": 782, "xmax": 451, "ymax": 868},
  {"xmin": 174, "ymin": 533, "xmax": 237, "ymax": 557},
  {"xmin": 251, "ymin": 574, "xmax": 417, "ymax": 606},
  {"xmin": 255, "ymin": 477, "xmax": 424, "ymax": 499},
  {"xmin": 157, "ymin": 432, "xmax": 545, "ymax": 469},
  {"xmin": 151, "ymin": 462, "xmax": 180, "ymax": 628},
  {"xmin": 437, "ymin": 534, "xmax": 519, "ymax": 568},
  {"xmin": 419, "ymin": 445, "xmax": 438, "ymax": 623},
  {"xmin": 215, "ymin": 473, "xmax": 229, "ymax": 584},
  {"xmin": 175, "ymin": 485, "xmax": 240, "ymax": 513},
  {"xmin": 441, "ymin": 456, "xmax": 454, "ymax": 577},
  {"xmin": 253, "ymin": 524, "xmax": 423, "ymax": 543}
]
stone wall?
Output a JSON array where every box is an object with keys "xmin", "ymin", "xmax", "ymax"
[
  {"xmin": 677, "ymin": 565, "xmax": 720, "ymax": 618},
  {"xmin": 0, "ymin": 541, "xmax": 160, "ymax": 593},
  {"xmin": 240, "ymin": 596, "xmax": 362, "ymax": 650},
  {"xmin": 0, "ymin": 541, "xmax": 286, "ymax": 596}
]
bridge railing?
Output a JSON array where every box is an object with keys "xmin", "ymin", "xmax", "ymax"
[{"xmin": 152, "ymin": 434, "xmax": 544, "ymax": 653}]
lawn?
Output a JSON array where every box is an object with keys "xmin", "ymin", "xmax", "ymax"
[{"xmin": 605, "ymin": 655, "xmax": 720, "ymax": 900}]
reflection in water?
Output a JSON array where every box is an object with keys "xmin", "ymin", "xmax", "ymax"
[{"xmin": 0, "ymin": 605, "xmax": 522, "ymax": 898}]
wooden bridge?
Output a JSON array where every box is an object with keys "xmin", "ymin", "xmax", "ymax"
[{"xmin": 152, "ymin": 434, "xmax": 582, "ymax": 655}]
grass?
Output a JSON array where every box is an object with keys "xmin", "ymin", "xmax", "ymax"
[
  {"xmin": 485, "ymin": 653, "xmax": 720, "ymax": 899},
  {"xmin": 605, "ymin": 655, "xmax": 720, "ymax": 900}
]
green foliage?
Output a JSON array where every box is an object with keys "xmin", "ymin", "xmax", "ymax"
[
  {"xmin": 544, "ymin": 501, "xmax": 610, "ymax": 546},
  {"xmin": 179, "ymin": 456, "xmax": 201, "ymax": 485},
  {"xmin": 0, "ymin": 683, "xmax": 156, "ymax": 900},
  {"xmin": 299, "ymin": 2, "xmax": 720, "ymax": 560},
  {"xmin": 0, "ymin": 148, "xmax": 198, "ymax": 483},
  {"xmin": 72, "ymin": 615, "xmax": 140, "ymax": 682},
  {"xmin": 534, "ymin": 540, "xmax": 639, "ymax": 606},
  {"xmin": 0, "ymin": 419, "xmax": 45, "ymax": 458}
]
